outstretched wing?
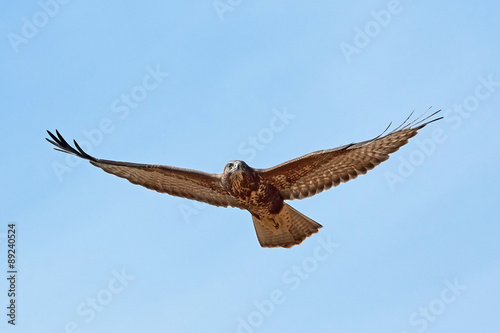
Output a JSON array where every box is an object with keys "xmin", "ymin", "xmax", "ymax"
[
  {"xmin": 46, "ymin": 130, "xmax": 243, "ymax": 208},
  {"xmin": 260, "ymin": 110, "xmax": 442, "ymax": 200}
]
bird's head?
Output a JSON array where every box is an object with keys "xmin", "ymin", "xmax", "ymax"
[
  {"xmin": 222, "ymin": 160, "xmax": 255, "ymax": 188},
  {"xmin": 224, "ymin": 160, "xmax": 249, "ymax": 175}
]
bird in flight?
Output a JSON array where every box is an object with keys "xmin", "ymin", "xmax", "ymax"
[{"xmin": 47, "ymin": 110, "xmax": 441, "ymax": 248}]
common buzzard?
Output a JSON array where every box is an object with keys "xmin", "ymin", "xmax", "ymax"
[{"xmin": 47, "ymin": 110, "xmax": 442, "ymax": 248}]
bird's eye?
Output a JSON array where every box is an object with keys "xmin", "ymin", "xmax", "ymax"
[{"xmin": 227, "ymin": 163, "xmax": 233, "ymax": 169}]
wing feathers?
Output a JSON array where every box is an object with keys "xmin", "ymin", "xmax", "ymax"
[
  {"xmin": 261, "ymin": 110, "xmax": 442, "ymax": 200},
  {"xmin": 46, "ymin": 130, "xmax": 243, "ymax": 209},
  {"xmin": 47, "ymin": 110, "xmax": 442, "ymax": 206}
]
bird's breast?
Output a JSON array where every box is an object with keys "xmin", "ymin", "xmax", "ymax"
[{"xmin": 228, "ymin": 175, "xmax": 283, "ymax": 216}]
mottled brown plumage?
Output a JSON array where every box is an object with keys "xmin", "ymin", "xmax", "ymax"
[{"xmin": 46, "ymin": 110, "xmax": 441, "ymax": 248}]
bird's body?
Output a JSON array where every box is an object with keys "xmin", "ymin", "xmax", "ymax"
[
  {"xmin": 220, "ymin": 160, "xmax": 321, "ymax": 247},
  {"xmin": 222, "ymin": 161, "xmax": 283, "ymax": 217},
  {"xmin": 47, "ymin": 110, "xmax": 442, "ymax": 248}
]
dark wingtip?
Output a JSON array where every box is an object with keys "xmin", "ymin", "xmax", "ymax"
[
  {"xmin": 410, "ymin": 108, "xmax": 443, "ymax": 130},
  {"xmin": 45, "ymin": 129, "xmax": 97, "ymax": 162},
  {"xmin": 45, "ymin": 137, "xmax": 57, "ymax": 146},
  {"xmin": 391, "ymin": 107, "xmax": 442, "ymax": 133},
  {"xmin": 364, "ymin": 108, "xmax": 443, "ymax": 146}
]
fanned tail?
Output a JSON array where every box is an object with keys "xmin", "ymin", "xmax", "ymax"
[{"xmin": 252, "ymin": 204, "xmax": 322, "ymax": 248}]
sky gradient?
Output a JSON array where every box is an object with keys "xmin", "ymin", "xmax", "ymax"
[{"xmin": 1, "ymin": 1, "xmax": 500, "ymax": 332}]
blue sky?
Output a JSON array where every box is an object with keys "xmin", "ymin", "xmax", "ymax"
[{"xmin": 1, "ymin": 1, "xmax": 500, "ymax": 332}]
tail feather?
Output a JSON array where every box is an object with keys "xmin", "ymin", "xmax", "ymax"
[{"xmin": 252, "ymin": 204, "xmax": 322, "ymax": 248}]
